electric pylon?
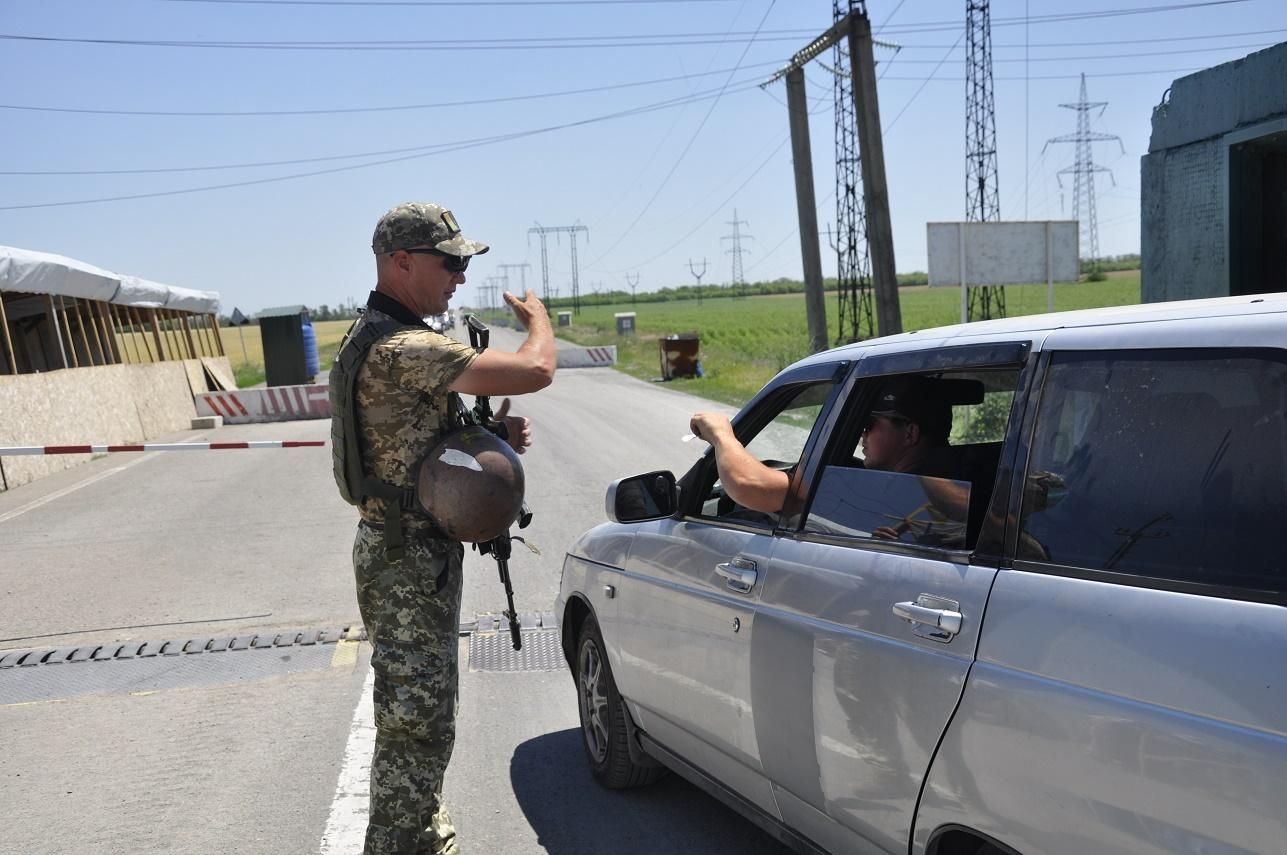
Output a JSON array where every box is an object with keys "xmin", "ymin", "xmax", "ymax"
[
  {"xmin": 965, "ymin": 0, "xmax": 1005, "ymax": 321},
  {"xmin": 528, "ymin": 224, "xmax": 590, "ymax": 313},
  {"xmin": 688, "ymin": 258, "xmax": 708, "ymax": 307},
  {"xmin": 1043, "ymin": 73, "xmax": 1124, "ymax": 270},
  {"xmin": 722, "ymin": 209, "xmax": 752, "ymax": 294},
  {"xmin": 833, "ymin": 0, "xmax": 875, "ymax": 343}
]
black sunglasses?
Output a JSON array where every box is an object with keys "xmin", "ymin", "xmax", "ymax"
[{"xmin": 401, "ymin": 248, "xmax": 470, "ymax": 273}]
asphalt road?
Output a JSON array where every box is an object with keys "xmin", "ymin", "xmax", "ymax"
[{"xmin": 0, "ymin": 325, "xmax": 790, "ymax": 855}]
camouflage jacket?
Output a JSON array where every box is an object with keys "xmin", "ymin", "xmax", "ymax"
[{"xmin": 353, "ymin": 291, "xmax": 477, "ymax": 528}]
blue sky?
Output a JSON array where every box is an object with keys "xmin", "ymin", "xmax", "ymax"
[{"xmin": 2, "ymin": 0, "xmax": 1283, "ymax": 315}]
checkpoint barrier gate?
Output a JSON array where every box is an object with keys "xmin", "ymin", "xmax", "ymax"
[
  {"xmin": 196, "ymin": 383, "xmax": 329, "ymax": 424},
  {"xmin": 555, "ymin": 346, "xmax": 616, "ymax": 369}
]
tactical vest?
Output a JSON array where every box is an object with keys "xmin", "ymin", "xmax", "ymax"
[{"xmin": 330, "ymin": 315, "xmax": 436, "ymax": 561}]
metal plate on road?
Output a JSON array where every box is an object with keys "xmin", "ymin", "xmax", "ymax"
[{"xmin": 468, "ymin": 628, "xmax": 564, "ymax": 673}]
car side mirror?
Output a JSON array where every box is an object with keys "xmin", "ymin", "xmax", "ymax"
[{"xmin": 606, "ymin": 470, "xmax": 678, "ymax": 523}]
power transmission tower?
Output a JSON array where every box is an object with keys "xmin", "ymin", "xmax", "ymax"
[
  {"xmin": 528, "ymin": 224, "xmax": 589, "ymax": 313},
  {"xmin": 626, "ymin": 272, "xmax": 639, "ymax": 305},
  {"xmin": 965, "ymin": 0, "xmax": 1005, "ymax": 321},
  {"xmin": 1043, "ymin": 73, "xmax": 1124, "ymax": 271},
  {"xmin": 481, "ymin": 278, "xmax": 502, "ymax": 313},
  {"xmin": 527, "ymin": 225, "xmax": 551, "ymax": 301},
  {"xmin": 760, "ymin": 1, "xmax": 899, "ymax": 343},
  {"xmin": 832, "ymin": 0, "xmax": 876, "ymax": 343},
  {"xmin": 688, "ymin": 257, "xmax": 708, "ymax": 307},
  {"xmin": 722, "ymin": 209, "xmax": 752, "ymax": 295},
  {"xmin": 497, "ymin": 263, "xmax": 531, "ymax": 298}
]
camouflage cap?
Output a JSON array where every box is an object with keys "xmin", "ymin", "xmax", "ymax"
[{"xmin": 371, "ymin": 202, "xmax": 490, "ymax": 257}]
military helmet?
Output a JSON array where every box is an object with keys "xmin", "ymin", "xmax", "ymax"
[{"xmin": 416, "ymin": 425, "xmax": 525, "ymax": 543}]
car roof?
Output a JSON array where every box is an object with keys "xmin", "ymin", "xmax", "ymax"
[{"xmin": 791, "ymin": 291, "xmax": 1287, "ymax": 371}]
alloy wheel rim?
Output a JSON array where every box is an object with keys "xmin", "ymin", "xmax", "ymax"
[{"xmin": 578, "ymin": 639, "xmax": 609, "ymax": 763}]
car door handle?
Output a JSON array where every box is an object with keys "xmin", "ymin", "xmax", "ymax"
[
  {"xmin": 715, "ymin": 558, "xmax": 758, "ymax": 594},
  {"xmin": 893, "ymin": 601, "xmax": 963, "ymax": 636}
]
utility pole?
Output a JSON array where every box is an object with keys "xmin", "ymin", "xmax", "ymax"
[
  {"xmin": 497, "ymin": 263, "xmax": 531, "ymax": 298},
  {"xmin": 528, "ymin": 224, "xmax": 589, "ymax": 313},
  {"xmin": 1043, "ymin": 73, "xmax": 1123, "ymax": 272},
  {"xmin": 688, "ymin": 258, "xmax": 708, "ymax": 307},
  {"xmin": 626, "ymin": 272, "xmax": 639, "ymax": 305},
  {"xmin": 787, "ymin": 64, "xmax": 828, "ymax": 352},
  {"xmin": 965, "ymin": 0, "xmax": 1005, "ymax": 321},
  {"xmin": 722, "ymin": 209, "xmax": 752, "ymax": 296},
  {"xmin": 762, "ymin": 1, "xmax": 900, "ymax": 339}
]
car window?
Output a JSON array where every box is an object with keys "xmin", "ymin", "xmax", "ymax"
[
  {"xmin": 695, "ymin": 380, "xmax": 832, "ymax": 523},
  {"xmin": 1016, "ymin": 350, "xmax": 1287, "ymax": 597},
  {"xmin": 801, "ymin": 369, "xmax": 1019, "ymax": 551}
]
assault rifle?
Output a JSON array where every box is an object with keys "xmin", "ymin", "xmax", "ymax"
[{"xmin": 464, "ymin": 314, "xmax": 531, "ymax": 651}]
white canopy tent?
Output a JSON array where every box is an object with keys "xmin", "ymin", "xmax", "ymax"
[
  {"xmin": 0, "ymin": 245, "xmax": 224, "ymax": 374},
  {"xmin": 0, "ymin": 246, "xmax": 219, "ymax": 313}
]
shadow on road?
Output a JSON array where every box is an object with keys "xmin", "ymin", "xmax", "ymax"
[{"xmin": 510, "ymin": 728, "xmax": 793, "ymax": 855}]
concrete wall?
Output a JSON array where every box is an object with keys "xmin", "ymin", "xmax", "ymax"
[
  {"xmin": 1142, "ymin": 42, "xmax": 1287, "ymax": 303},
  {"xmin": 0, "ymin": 361, "xmax": 206, "ymax": 492},
  {"xmin": 1141, "ymin": 138, "xmax": 1227, "ymax": 302}
]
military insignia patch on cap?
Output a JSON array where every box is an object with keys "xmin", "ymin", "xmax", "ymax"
[{"xmin": 440, "ymin": 210, "xmax": 460, "ymax": 234}]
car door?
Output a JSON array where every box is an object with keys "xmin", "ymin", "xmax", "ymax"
[
  {"xmin": 915, "ymin": 320, "xmax": 1287, "ymax": 855},
  {"xmin": 612, "ymin": 362, "xmax": 848, "ymax": 818},
  {"xmin": 751, "ymin": 340, "xmax": 1035, "ymax": 855}
]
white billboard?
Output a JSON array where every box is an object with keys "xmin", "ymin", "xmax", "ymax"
[{"xmin": 927, "ymin": 221, "xmax": 1080, "ymax": 286}]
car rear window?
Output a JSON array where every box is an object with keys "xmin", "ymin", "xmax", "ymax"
[{"xmin": 1016, "ymin": 349, "xmax": 1287, "ymax": 598}]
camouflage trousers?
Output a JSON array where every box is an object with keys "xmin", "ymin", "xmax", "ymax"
[{"xmin": 353, "ymin": 522, "xmax": 465, "ymax": 855}]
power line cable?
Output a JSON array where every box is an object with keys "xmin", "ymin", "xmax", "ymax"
[
  {"xmin": 0, "ymin": 77, "xmax": 768, "ymax": 209},
  {"xmin": 585, "ymin": 0, "xmax": 777, "ymax": 266},
  {"xmin": 1, "ymin": 3, "xmax": 1262, "ymax": 51},
  {"xmin": 898, "ymin": 27, "xmax": 1287, "ymax": 48},
  {"xmin": 162, "ymin": 0, "xmax": 736, "ymax": 5},
  {"xmin": 0, "ymin": 59, "xmax": 786, "ymax": 117},
  {"xmin": 0, "ymin": 74, "xmax": 777, "ymax": 175}
]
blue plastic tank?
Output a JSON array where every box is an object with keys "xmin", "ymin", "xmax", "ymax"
[{"xmin": 301, "ymin": 319, "xmax": 320, "ymax": 379}]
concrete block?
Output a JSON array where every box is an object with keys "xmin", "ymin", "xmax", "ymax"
[{"xmin": 191, "ymin": 415, "xmax": 223, "ymax": 429}]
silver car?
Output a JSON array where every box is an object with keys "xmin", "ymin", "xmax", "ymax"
[{"xmin": 556, "ymin": 293, "xmax": 1287, "ymax": 855}]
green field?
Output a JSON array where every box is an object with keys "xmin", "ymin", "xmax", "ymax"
[
  {"xmin": 532, "ymin": 273, "xmax": 1141, "ymax": 408},
  {"xmin": 218, "ymin": 319, "xmax": 352, "ymax": 387}
]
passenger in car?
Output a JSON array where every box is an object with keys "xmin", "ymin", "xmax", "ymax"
[{"xmin": 690, "ymin": 377, "xmax": 958, "ymax": 514}]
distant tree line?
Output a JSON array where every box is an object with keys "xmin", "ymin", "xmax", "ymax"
[{"xmin": 219, "ymin": 299, "xmax": 361, "ymax": 326}]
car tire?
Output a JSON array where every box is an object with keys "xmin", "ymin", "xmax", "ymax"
[{"xmin": 575, "ymin": 616, "xmax": 664, "ymax": 789}]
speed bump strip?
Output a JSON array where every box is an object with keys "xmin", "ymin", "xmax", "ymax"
[{"xmin": 0, "ymin": 625, "xmax": 369, "ymax": 671}]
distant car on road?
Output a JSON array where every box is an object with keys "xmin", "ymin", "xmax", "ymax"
[
  {"xmin": 426, "ymin": 312, "xmax": 454, "ymax": 333},
  {"xmin": 556, "ymin": 293, "xmax": 1287, "ymax": 855}
]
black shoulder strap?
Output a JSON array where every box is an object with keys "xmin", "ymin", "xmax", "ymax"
[{"xmin": 330, "ymin": 316, "xmax": 419, "ymax": 560}]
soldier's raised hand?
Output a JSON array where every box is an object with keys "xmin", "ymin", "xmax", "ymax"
[{"xmin": 502, "ymin": 289, "xmax": 548, "ymax": 331}]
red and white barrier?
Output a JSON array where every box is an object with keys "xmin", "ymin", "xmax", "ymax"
[
  {"xmin": 0, "ymin": 441, "xmax": 325, "ymax": 456},
  {"xmin": 196, "ymin": 384, "xmax": 330, "ymax": 424},
  {"xmin": 556, "ymin": 346, "xmax": 617, "ymax": 369}
]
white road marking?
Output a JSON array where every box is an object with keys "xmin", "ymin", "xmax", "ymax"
[
  {"xmin": 319, "ymin": 667, "xmax": 375, "ymax": 855},
  {"xmin": 0, "ymin": 453, "xmax": 155, "ymax": 525}
]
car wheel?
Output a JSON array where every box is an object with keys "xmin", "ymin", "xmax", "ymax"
[{"xmin": 576, "ymin": 616, "xmax": 664, "ymax": 788}]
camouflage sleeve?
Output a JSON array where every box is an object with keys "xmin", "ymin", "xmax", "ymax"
[{"xmin": 388, "ymin": 329, "xmax": 478, "ymax": 396}]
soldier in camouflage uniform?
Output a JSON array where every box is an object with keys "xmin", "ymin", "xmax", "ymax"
[{"xmin": 334, "ymin": 202, "xmax": 556, "ymax": 854}]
